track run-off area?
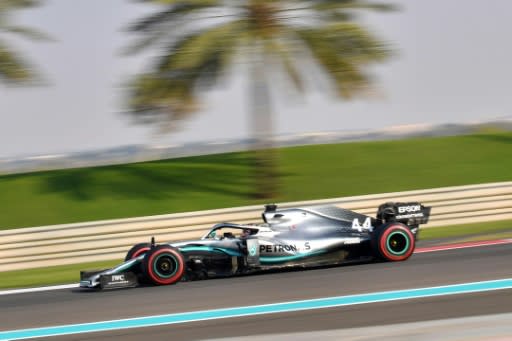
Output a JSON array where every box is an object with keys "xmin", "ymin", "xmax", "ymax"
[{"xmin": 1, "ymin": 239, "xmax": 511, "ymax": 340}]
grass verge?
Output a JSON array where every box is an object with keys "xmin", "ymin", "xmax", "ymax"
[
  {"xmin": 1, "ymin": 132, "xmax": 512, "ymax": 229},
  {"xmin": 420, "ymin": 219, "xmax": 512, "ymax": 240},
  {"xmin": 1, "ymin": 219, "xmax": 511, "ymax": 290},
  {"xmin": 0, "ymin": 260, "xmax": 120, "ymax": 290}
]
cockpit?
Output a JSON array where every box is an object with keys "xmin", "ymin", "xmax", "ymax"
[{"xmin": 202, "ymin": 225, "xmax": 258, "ymax": 240}]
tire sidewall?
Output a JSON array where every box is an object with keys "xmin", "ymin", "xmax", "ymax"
[
  {"xmin": 125, "ymin": 243, "xmax": 151, "ymax": 261},
  {"xmin": 142, "ymin": 246, "xmax": 185, "ymax": 285},
  {"xmin": 375, "ymin": 223, "xmax": 415, "ymax": 261}
]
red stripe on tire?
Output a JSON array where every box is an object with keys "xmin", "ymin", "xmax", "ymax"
[{"xmin": 131, "ymin": 247, "xmax": 150, "ymax": 259}]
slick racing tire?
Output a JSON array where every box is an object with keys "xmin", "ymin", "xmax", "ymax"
[
  {"xmin": 372, "ymin": 223, "xmax": 415, "ymax": 261},
  {"xmin": 142, "ymin": 245, "xmax": 185, "ymax": 285},
  {"xmin": 125, "ymin": 243, "xmax": 151, "ymax": 261}
]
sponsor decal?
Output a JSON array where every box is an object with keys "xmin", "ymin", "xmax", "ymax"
[
  {"xmin": 106, "ymin": 279, "xmax": 130, "ymax": 286},
  {"xmin": 396, "ymin": 213, "xmax": 424, "ymax": 219},
  {"xmin": 100, "ymin": 273, "xmax": 136, "ymax": 288},
  {"xmin": 260, "ymin": 244, "xmax": 297, "ymax": 252},
  {"xmin": 249, "ymin": 244, "xmax": 257, "ymax": 256},
  {"xmin": 259, "ymin": 242, "xmax": 311, "ymax": 253},
  {"xmin": 111, "ymin": 275, "xmax": 125, "ymax": 282},
  {"xmin": 106, "ymin": 281, "xmax": 130, "ymax": 286},
  {"xmin": 398, "ymin": 205, "xmax": 421, "ymax": 213}
]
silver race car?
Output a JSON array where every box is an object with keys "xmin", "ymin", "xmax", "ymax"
[{"xmin": 80, "ymin": 202, "xmax": 431, "ymax": 289}]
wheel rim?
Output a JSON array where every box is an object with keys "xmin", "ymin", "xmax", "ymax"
[
  {"xmin": 386, "ymin": 231, "xmax": 410, "ymax": 255},
  {"xmin": 153, "ymin": 254, "xmax": 178, "ymax": 278}
]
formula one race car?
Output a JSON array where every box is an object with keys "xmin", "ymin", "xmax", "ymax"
[{"xmin": 80, "ymin": 202, "xmax": 431, "ymax": 289}]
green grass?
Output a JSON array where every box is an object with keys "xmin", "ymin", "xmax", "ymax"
[
  {"xmin": 1, "ymin": 132, "xmax": 512, "ymax": 229},
  {"xmin": 420, "ymin": 219, "xmax": 512, "ymax": 240},
  {"xmin": 1, "ymin": 219, "xmax": 511, "ymax": 290},
  {"xmin": 461, "ymin": 231, "xmax": 512, "ymax": 242},
  {"xmin": 0, "ymin": 260, "xmax": 120, "ymax": 289}
]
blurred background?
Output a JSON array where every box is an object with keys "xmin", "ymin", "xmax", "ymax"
[
  {"xmin": 1, "ymin": 0, "xmax": 512, "ymax": 227},
  {"xmin": 1, "ymin": 0, "xmax": 512, "ymax": 158},
  {"xmin": 1, "ymin": 4, "xmax": 512, "ymax": 336}
]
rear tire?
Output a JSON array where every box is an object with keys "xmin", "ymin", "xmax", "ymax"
[
  {"xmin": 142, "ymin": 245, "xmax": 185, "ymax": 285},
  {"xmin": 372, "ymin": 223, "xmax": 415, "ymax": 261},
  {"xmin": 125, "ymin": 243, "xmax": 151, "ymax": 261}
]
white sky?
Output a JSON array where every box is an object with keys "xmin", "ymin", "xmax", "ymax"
[{"xmin": 1, "ymin": 0, "xmax": 511, "ymax": 158}]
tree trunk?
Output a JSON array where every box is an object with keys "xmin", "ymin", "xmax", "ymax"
[{"xmin": 249, "ymin": 44, "xmax": 278, "ymax": 199}]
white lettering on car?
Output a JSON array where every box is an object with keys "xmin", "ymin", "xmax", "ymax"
[
  {"xmin": 112, "ymin": 275, "xmax": 125, "ymax": 281},
  {"xmin": 398, "ymin": 205, "xmax": 421, "ymax": 213},
  {"xmin": 352, "ymin": 217, "xmax": 373, "ymax": 232}
]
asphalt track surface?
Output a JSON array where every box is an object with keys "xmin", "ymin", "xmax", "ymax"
[{"xmin": 1, "ymin": 243, "xmax": 511, "ymax": 340}]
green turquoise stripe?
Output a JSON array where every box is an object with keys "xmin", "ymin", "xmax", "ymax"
[
  {"xmin": 1, "ymin": 278, "xmax": 511, "ymax": 340},
  {"xmin": 179, "ymin": 246, "xmax": 242, "ymax": 257},
  {"xmin": 180, "ymin": 246, "xmax": 321, "ymax": 262},
  {"xmin": 260, "ymin": 251, "xmax": 324, "ymax": 263},
  {"xmin": 152, "ymin": 255, "xmax": 178, "ymax": 278},
  {"xmin": 386, "ymin": 231, "xmax": 410, "ymax": 256}
]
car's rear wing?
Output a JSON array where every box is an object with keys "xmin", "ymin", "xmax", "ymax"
[{"xmin": 376, "ymin": 202, "xmax": 431, "ymax": 227}]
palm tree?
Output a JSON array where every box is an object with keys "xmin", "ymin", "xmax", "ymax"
[
  {"xmin": 0, "ymin": 0, "xmax": 49, "ymax": 84},
  {"xmin": 126, "ymin": 0, "xmax": 395, "ymax": 198}
]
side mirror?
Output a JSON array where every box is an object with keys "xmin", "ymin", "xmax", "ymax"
[{"xmin": 265, "ymin": 204, "xmax": 277, "ymax": 212}]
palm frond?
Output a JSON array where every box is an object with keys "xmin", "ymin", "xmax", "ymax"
[
  {"xmin": 0, "ymin": 0, "xmax": 42, "ymax": 10},
  {"xmin": 128, "ymin": 20, "xmax": 244, "ymax": 123},
  {"xmin": 297, "ymin": 0, "xmax": 397, "ymax": 12},
  {"xmin": 296, "ymin": 24, "xmax": 390, "ymax": 98},
  {"xmin": 128, "ymin": 72, "xmax": 199, "ymax": 131},
  {"xmin": 0, "ymin": 42, "xmax": 33, "ymax": 83},
  {"xmin": 264, "ymin": 38, "xmax": 304, "ymax": 93},
  {"xmin": 133, "ymin": 0, "xmax": 219, "ymax": 5},
  {"xmin": 156, "ymin": 19, "xmax": 244, "ymax": 72},
  {"xmin": 127, "ymin": 0, "xmax": 396, "ymax": 116},
  {"xmin": 122, "ymin": 28, "xmax": 169, "ymax": 55},
  {"xmin": 3, "ymin": 25, "xmax": 52, "ymax": 41},
  {"xmin": 0, "ymin": 0, "xmax": 50, "ymax": 85},
  {"xmin": 127, "ymin": 1, "xmax": 221, "ymax": 33}
]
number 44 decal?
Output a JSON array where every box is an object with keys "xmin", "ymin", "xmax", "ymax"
[{"xmin": 352, "ymin": 217, "xmax": 373, "ymax": 232}]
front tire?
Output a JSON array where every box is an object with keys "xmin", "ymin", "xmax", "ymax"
[
  {"xmin": 125, "ymin": 243, "xmax": 151, "ymax": 261},
  {"xmin": 142, "ymin": 245, "xmax": 185, "ymax": 285},
  {"xmin": 372, "ymin": 223, "xmax": 415, "ymax": 261}
]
